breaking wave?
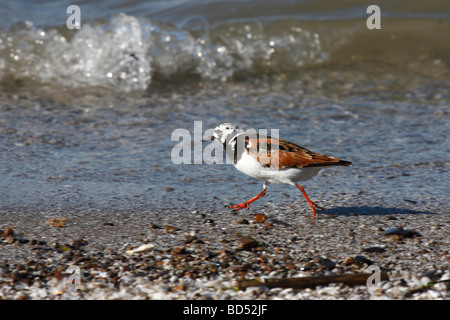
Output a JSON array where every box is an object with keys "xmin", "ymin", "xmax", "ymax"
[{"xmin": 0, "ymin": 0, "xmax": 448, "ymax": 92}]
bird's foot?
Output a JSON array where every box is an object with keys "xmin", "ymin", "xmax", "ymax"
[
  {"xmin": 228, "ymin": 202, "xmax": 250, "ymax": 211},
  {"xmin": 227, "ymin": 188, "xmax": 267, "ymax": 212},
  {"xmin": 312, "ymin": 201, "xmax": 325, "ymax": 210}
]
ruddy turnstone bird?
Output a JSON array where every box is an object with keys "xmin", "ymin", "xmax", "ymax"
[{"xmin": 203, "ymin": 122, "xmax": 351, "ymax": 219}]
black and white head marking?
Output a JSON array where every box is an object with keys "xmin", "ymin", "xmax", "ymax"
[{"xmin": 211, "ymin": 122, "xmax": 241, "ymax": 145}]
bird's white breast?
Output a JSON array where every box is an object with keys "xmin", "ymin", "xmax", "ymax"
[
  {"xmin": 233, "ymin": 152, "xmax": 321, "ymax": 185},
  {"xmin": 233, "ymin": 152, "xmax": 262, "ymax": 179}
]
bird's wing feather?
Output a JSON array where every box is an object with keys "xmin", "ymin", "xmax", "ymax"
[{"xmin": 240, "ymin": 134, "xmax": 349, "ymax": 169}]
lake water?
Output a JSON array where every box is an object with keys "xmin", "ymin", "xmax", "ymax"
[{"xmin": 0, "ymin": 0, "xmax": 448, "ymax": 213}]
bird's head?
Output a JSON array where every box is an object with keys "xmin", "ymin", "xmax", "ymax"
[{"xmin": 203, "ymin": 122, "xmax": 241, "ymax": 145}]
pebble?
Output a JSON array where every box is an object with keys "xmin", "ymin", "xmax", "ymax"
[
  {"xmin": 174, "ymin": 283, "xmax": 185, "ymax": 291},
  {"xmin": 3, "ymin": 227, "xmax": 14, "ymax": 238},
  {"xmin": 72, "ymin": 239, "xmax": 88, "ymax": 249},
  {"xmin": 126, "ymin": 243, "xmax": 155, "ymax": 254},
  {"xmin": 45, "ymin": 217, "xmax": 67, "ymax": 228},
  {"xmin": 363, "ymin": 246, "xmax": 386, "ymax": 253},
  {"xmin": 164, "ymin": 225, "xmax": 180, "ymax": 233},
  {"xmin": 0, "ymin": 208, "xmax": 448, "ymax": 301},
  {"xmin": 420, "ymin": 277, "xmax": 431, "ymax": 286},
  {"xmin": 184, "ymin": 235, "xmax": 198, "ymax": 244},
  {"xmin": 427, "ymin": 290, "xmax": 440, "ymax": 299},
  {"xmin": 317, "ymin": 258, "xmax": 336, "ymax": 269},
  {"xmin": 170, "ymin": 246, "xmax": 186, "ymax": 255},
  {"xmin": 342, "ymin": 257, "xmax": 354, "ymax": 266},
  {"xmin": 254, "ymin": 214, "xmax": 267, "ymax": 223},
  {"xmin": 5, "ymin": 236, "xmax": 15, "ymax": 244},
  {"xmin": 384, "ymin": 227, "xmax": 421, "ymax": 240},
  {"xmin": 237, "ymin": 237, "xmax": 260, "ymax": 251},
  {"xmin": 353, "ymin": 255, "xmax": 373, "ymax": 266}
]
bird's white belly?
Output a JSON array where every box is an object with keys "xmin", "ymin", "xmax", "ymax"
[
  {"xmin": 233, "ymin": 152, "xmax": 321, "ymax": 185},
  {"xmin": 266, "ymin": 167, "xmax": 321, "ymax": 184}
]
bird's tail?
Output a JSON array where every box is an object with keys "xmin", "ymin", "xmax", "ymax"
[{"xmin": 336, "ymin": 160, "xmax": 352, "ymax": 166}]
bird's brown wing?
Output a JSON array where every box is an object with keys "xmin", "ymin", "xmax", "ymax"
[{"xmin": 243, "ymin": 135, "xmax": 351, "ymax": 169}]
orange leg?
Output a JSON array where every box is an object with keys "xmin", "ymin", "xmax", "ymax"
[
  {"xmin": 228, "ymin": 188, "xmax": 267, "ymax": 211},
  {"xmin": 295, "ymin": 184, "xmax": 323, "ymax": 219}
]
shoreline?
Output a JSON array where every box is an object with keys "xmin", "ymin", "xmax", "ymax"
[{"xmin": 1, "ymin": 200, "xmax": 448, "ymax": 300}]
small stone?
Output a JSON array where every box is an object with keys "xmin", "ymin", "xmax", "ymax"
[
  {"xmin": 171, "ymin": 246, "xmax": 186, "ymax": 255},
  {"xmin": 285, "ymin": 262, "xmax": 296, "ymax": 270},
  {"xmin": 174, "ymin": 283, "xmax": 185, "ymax": 291},
  {"xmin": 184, "ymin": 235, "xmax": 199, "ymax": 244},
  {"xmin": 164, "ymin": 225, "xmax": 180, "ymax": 233},
  {"xmin": 126, "ymin": 243, "xmax": 155, "ymax": 255},
  {"xmin": 319, "ymin": 258, "xmax": 336, "ymax": 269},
  {"xmin": 3, "ymin": 227, "xmax": 14, "ymax": 238},
  {"xmin": 386, "ymin": 233, "xmax": 402, "ymax": 241},
  {"xmin": 72, "ymin": 238, "xmax": 88, "ymax": 249},
  {"xmin": 363, "ymin": 246, "xmax": 386, "ymax": 253},
  {"xmin": 384, "ymin": 227, "xmax": 421, "ymax": 240},
  {"xmin": 353, "ymin": 255, "xmax": 373, "ymax": 266},
  {"xmin": 199, "ymin": 250, "xmax": 213, "ymax": 260},
  {"xmin": 254, "ymin": 214, "xmax": 267, "ymax": 223},
  {"xmin": 419, "ymin": 270, "xmax": 436, "ymax": 279},
  {"xmin": 237, "ymin": 237, "xmax": 260, "ymax": 251},
  {"xmin": 420, "ymin": 277, "xmax": 432, "ymax": 286},
  {"xmin": 46, "ymin": 217, "xmax": 67, "ymax": 228},
  {"xmin": 236, "ymin": 219, "xmax": 249, "ymax": 224},
  {"xmin": 6, "ymin": 236, "xmax": 15, "ymax": 244},
  {"xmin": 343, "ymin": 257, "xmax": 354, "ymax": 266}
]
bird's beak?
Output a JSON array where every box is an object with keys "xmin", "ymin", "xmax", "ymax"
[{"xmin": 202, "ymin": 135, "xmax": 215, "ymax": 142}]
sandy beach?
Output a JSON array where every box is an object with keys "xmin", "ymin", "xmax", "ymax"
[{"xmin": 1, "ymin": 193, "xmax": 448, "ymax": 300}]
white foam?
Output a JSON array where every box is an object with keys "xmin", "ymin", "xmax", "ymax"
[{"xmin": 0, "ymin": 13, "xmax": 344, "ymax": 91}]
